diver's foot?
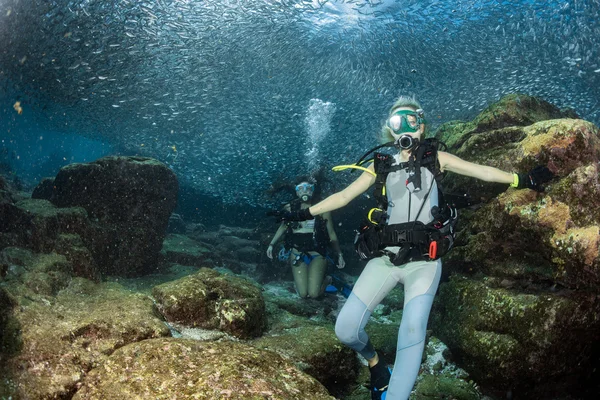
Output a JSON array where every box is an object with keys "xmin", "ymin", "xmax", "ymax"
[
  {"xmin": 369, "ymin": 360, "xmax": 391, "ymax": 400},
  {"xmin": 323, "ymin": 275, "xmax": 337, "ymax": 294}
]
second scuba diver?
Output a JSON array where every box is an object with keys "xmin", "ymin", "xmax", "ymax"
[
  {"xmin": 267, "ymin": 179, "xmax": 346, "ymax": 299},
  {"xmin": 269, "ymin": 95, "xmax": 554, "ymax": 400}
]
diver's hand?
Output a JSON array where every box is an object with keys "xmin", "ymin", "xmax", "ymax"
[
  {"xmin": 337, "ymin": 254, "xmax": 346, "ymax": 269},
  {"xmin": 515, "ymin": 166, "xmax": 554, "ymax": 192},
  {"xmin": 266, "ymin": 245, "xmax": 274, "ymax": 260},
  {"xmin": 267, "ymin": 208, "xmax": 314, "ymax": 222}
]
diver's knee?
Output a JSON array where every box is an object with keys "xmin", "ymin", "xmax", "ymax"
[
  {"xmin": 398, "ymin": 319, "xmax": 426, "ymax": 348},
  {"xmin": 335, "ymin": 320, "xmax": 356, "ymax": 345}
]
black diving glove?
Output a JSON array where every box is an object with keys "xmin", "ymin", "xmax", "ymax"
[
  {"xmin": 267, "ymin": 208, "xmax": 314, "ymax": 222},
  {"xmin": 513, "ymin": 166, "xmax": 554, "ymax": 192}
]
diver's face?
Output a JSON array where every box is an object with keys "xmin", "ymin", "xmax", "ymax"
[
  {"xmin": 388, "ymin": 107, "xmax": 424, "ymax": 141},
  {"xmin": 295, "ymin": 182, "xmax": 314, "ymax": 202}
]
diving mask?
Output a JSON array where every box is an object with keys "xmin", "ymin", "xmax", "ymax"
[
  {"xmin": 296, "ymin": 182, "xmax": 315, "ymax": 201},
  {"xmin": 386, "ymin": 109, "xmax": 425, "ymax": 134}
]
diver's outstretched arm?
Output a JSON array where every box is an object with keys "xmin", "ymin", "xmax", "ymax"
[
  {"xmin": 438, "ymin": 151, "xmax": 514, "ymax": 183},
  {"xmin": 309, "ymin": 164, "xmax": 376, "ymax": 216},
  {"xmin": 438, "ymin": 151, "xmax": 554, "ymax": 191}
]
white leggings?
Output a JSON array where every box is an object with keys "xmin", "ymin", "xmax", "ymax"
[{"xmin": 335, "ymin": 255, "xmax": 442, "ymax": 400}]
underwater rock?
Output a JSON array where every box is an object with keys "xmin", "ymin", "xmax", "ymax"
[
  {"xmin": 435, "ymin": 93, "xmax": 578, "ymax": 150},
  {"xmin": 262, "ymin": 281, "xmax": 339, "ymax": 319},
  {"xmin": 186, "ymin": 225, "xmax": 265, "ymax": 277},
  {"xmin": 0, "ymin": 247, "xmax": 73, "ymax": 297},
  {"xmin": 33, "ymin": 156, "xmax": 178, "ymax": 277},
  {"xmin": 160, "ymin": 233, "xmax": 214, "ymax": 267},
  {"xmin": 253, "ymin": 324, "xmax": 359, "ymax": 397},
  {"xmin": 72, "ymin": 338, "xmax": 335, "ymax": 400},
  {"xmin": 30, "ymin": 176, "xmax": 55, "ymax": 200},
  {"xmin": 54, "ymin": 234, "xmax": 99, "ymax": 281},
  {"xmin": 413, "ymin": 374, "xmax": 481, "ymax": 400},
  {"xmin": 166, "ymin": 212, "xmax": 187, "ymax": 234},
  {"xmin": 217, "ymin": 224, "xmax": 261, "ymax": 241},
  {"xmin": 432, "ymin": 275, "xmax": 600, "ymax": 397},
  {"xmin": 152, "ymin": 267, "xmax": 266, "ymax": 339},
  {"xmin": 439, "ymin": 118, "xmax": 600, "ymax": 203},
  {"xmin": 0, "ymin": 280, "xmax": 169, "ymax": 400},
  {"xmin": 412, "ymin": 336, "xmax": 481, "ymax": 400},
  {"xmin": 235, "ymin": 246, "xmax": 262, "ymax": 263},
  {"xmin": 3, "ymin": 199, "xmax": 98, "ymax": 280},
  {"xmin": 429, "ymin": 97, "xmax": 600, "ymax": 397}
]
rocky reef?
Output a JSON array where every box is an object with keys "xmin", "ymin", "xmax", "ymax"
[
  {"xmin": 432, "ymin": 94, "xmax": 600, "ymax": 398},
  {"xmin": 1, "ymin": 94, "xmax": 599, "ymax": 399},
  {"xmin": 32, "ymin": 156, "xmax": 178, "ymax": 277}
]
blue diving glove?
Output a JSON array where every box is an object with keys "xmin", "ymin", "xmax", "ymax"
[
  {"xmin": 267, "ymin": 208, "xmax": 314, "ymax": 222},
  {"xmin": 512, "ymin": 166, "xmax": 554, "ymax": 192}
]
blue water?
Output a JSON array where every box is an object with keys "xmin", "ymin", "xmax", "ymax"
[{"xmin": 0, "ymin": 0, "xmax": 599, "ymax": 212}]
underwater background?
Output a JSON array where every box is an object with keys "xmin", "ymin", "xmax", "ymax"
[{"xmin": 1, "ymin": 0, "xmax": 600, "ymax": 399}]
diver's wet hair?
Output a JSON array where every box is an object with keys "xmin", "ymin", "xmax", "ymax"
[
  {"xmin": 390, "ymin": 95, "xmax": 422, "ymax": 114},
  {"xmin": 380, "ymin": 95, "xmax": 425, "ymax": 143}
]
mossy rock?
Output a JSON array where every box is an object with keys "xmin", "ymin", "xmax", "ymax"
[
  {"xmin": 1, "ymin": 280, "xmax": 169, "ymax": 400},
  {"xmin": 431, "ymin": 275, "xmax": 600, "ymax": 391},
  {"xmin": 72, "ymin": 338, "xmax": 335, "ymax": 400},
  {"xmin": 438, "ymin": 118, "xmax": 600, "ymax": 203},
  {"xmin": 253, "ymin": 324, "xmax": 359, "ymax": 396},
  {"xmin": 380, "ymin": 286, "xmax": 404, "ymax": 313},
  {"xmin": 446, "ymin": 178, "xmax": 600, "ymax": 289},
  {"xmin": 434, "ymin": 94, "xmax": 578, "ymax": 151},
  {"xmin": 413, "ymin": 373, "xmax": 481, "ymax": 400},
  {"xmin": 160, "ymin": 233, "xmax": 213, "ymax": 267},
  {"xmin": 263, "ymin": 290, "xmax": 332, "ymax": 318},
  {"xmin": 14, "ymin": 199, "xmax": 90, "ymax": 253},
  {"xmin": 264, "ymin": 299, "xmax": 328, "ymax": 334},
  {"xmin": 0, "ymin": 247, "xmax": 73, "ymax": 298},
  {"xmin": 153, "ymin": 268, "xmax": 266, "ymax": 339}
]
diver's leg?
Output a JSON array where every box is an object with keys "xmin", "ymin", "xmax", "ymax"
[
  {"xmin": 290, "ymin": 251, "xmax": 309, "ymax": 298},
  {"xmin": 307, "ymin": 255, "xmax": 327, "ymax": 298},
  {"xmin": 385, "ymin": 259, "xmax": 442, "ymax": 400},
  {"xmin": 335, "ymin": 255, "xmax": 400, "ymax": 359}
]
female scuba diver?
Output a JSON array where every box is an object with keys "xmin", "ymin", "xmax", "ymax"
[
  {"xmin": 269, "ymin": 96, "xmax": 553, "ymax": 399},
  {"xmin": 266, "ymin": 179, "xmax": 346, "ymax": 299}
]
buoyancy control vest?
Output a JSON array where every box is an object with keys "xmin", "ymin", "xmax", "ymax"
[
  {"xmin": 353, "ymin": 139, "xmax": 459, "ymax": 265},
  {"xmin": 284, "ymin": 199, "xmax": 330, "ymax": 255}
]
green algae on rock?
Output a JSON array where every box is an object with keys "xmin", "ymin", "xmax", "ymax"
[
  {"xmin": 253, "ymin": 324, "xmax": 359, "ymax": 397},
  {"xmin": 434, "ymin": 94, "xmax": 578, "ymax": 151},
  {"xmin": 73, "ymin": 338, "xmax": 335, "ymax": 400},
  {"xmin": 432, "ymin": 275, "xmax": 599, "ymax": 390},
  {"xmin": 0, "ymin": 279, "xmax": 169, "ymax": 400},
  {"xmin": 436, "ymin": 117, "xmax": 600, "ymax": 203},
  {"xmin": 153, "ymin": 267, "xmax": 267, "ymax": 339},
  {"xmin": 160, "ymin": 233, "xmax": 214, "ymax": 267}
]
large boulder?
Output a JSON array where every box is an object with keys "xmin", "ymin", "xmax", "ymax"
[
  {"xmin": 33, "ymin": 156, "xmax": 178, "ymax": 276},
  {"xmin": 153, "ymin": 268, "xmax": 267, "ymax": 339},
  {"xmin": 72, "ymin": 338, "xmax": 335, "ymax": 400},
  {"xmin": 438, "ymin": 118, "xmax": 600, "ymax": 203},
  {"xmin": 0, "ymin": 247, "xmax": 72, "ymax": 297},
  {"xmin": 2, "ymin": 199, "xmax": 98, "ymax": 278},
  {"xmin": 0, "ymin": 279, "xmax": 169, "ymax": 400},
  {"xmin": 253, "ymin": 324, "xmax": 359, "ymax": 397},
  {"xmin": 435, "ymin": 93, "xmax": 578, "ymax": 150},
  {"xmin": 430, "ymin": 97, "xmax": 600, "ymax": 397},
  {"xmin": 432, "ymin": 276, "xmax": 599, "ymax": 395}
]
